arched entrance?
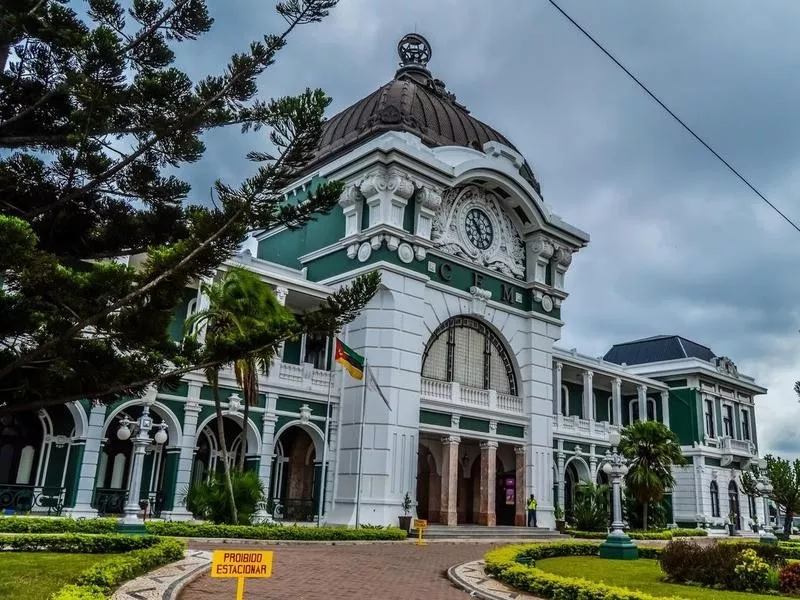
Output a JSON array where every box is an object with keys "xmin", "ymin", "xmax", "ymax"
[
  {"xmin": 271, "ymin": 425, "xmax": 320, "ymax": 522},
  {"xmin": 416, "ymin": 444, "xmax": 440, "ymax": 522},
  {"xmin": 729, "ymin": 480, "xmax": 741, "ymax": 530},
  {"xmin": 191, "ymin": 416, "xmax": 248, "ymax": 481},
  {"xmin": 93, "ymin": 405, "xmax": 172, "ymax": 517},
  {"xmin": 563, "ymin": 458, "xmax": 591, "ymax": 522}
]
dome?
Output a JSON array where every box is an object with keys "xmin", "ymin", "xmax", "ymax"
[{"xmin": 307, "ymin": 34, "xmax": 541, "ymax": 195}]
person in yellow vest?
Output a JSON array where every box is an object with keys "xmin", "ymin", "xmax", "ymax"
[{"xmin": 527, "ymin": 494, "xmax": 538, "ymax": 528}]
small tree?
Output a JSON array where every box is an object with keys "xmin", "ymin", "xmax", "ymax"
[
  {"xmin": 619, "ymin": 420, "xmax": 685, "ymax": 530},
  {"xmin": 744, "ymin": 455, "xmax": 800, "ymax": 536}
]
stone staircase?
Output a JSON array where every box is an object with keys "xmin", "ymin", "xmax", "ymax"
[{"xmin": 410, "ymin": 524, "xmax": 567, "ymax": 540}]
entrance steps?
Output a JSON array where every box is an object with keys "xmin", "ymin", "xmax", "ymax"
[{"xmin": 411, "ymin": 524, "xmax": 567, "ymax": 540}]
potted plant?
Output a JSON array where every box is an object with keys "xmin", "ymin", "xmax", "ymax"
[
  {"xmin": 398, "ymin": 492, "xmax": 412, "ymax": 533},
  {"xmin": 728, "ymin": 511, "xmax": 737, "ymax": 536},
  {"xmin": 554, "ymin": 503, "xmax": 565, "ymax": 532}
]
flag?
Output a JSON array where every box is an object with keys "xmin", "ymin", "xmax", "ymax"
[
  {"xmin": 334, "ymin": 338, "xmax": 364, "ymax": 380},
  {"xmin": 367, "ymin": 366, "xmax": 392, "ymax": 411}
]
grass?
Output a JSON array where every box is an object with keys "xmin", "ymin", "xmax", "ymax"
[
  {"xmin": 0, "ymin": 552, "xmax": 116, "ymax": 600},
  {"xmin": 536, "ymin": 556, "xmax": 777, "ymax": 599}
]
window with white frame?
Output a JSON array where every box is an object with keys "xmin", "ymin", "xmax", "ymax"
[
  {"xmin": 704, "ymin": 399, "xmax": 715, "ymax": 438},
  {"xmin": 303, "ymin": 333, "xmax": 328, "ymax": 370},
  {"xmin": 741, "ymin": 408, "xmax": 751, "ymax": 441},
  {"xmin": 723, "ymin": 404, "xmax": 734, "ymax": 437},
  {"xmin": 421, "ymin": 316, "xmax": 517, "ymax": 395}
]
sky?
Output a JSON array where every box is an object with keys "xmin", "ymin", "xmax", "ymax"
[{"xmin": 174, "ymin": 0, "xmax": 800, "ymax": 457}]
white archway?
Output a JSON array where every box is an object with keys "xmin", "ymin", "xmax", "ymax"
[
  {"xmin": 273, "ymin": 420, "xmax": 324, "ymax": 458},
  {"xmin": 103, "ymin": 400, "xmax": 183, "ymax": 448},
  {"xmin": 418, "ymin": 438, "xmax": 442, "ymax": 476},
  {"xmin": 196, "ymin": 411, "xmax": 262, "ymax": 457},
  {"xmin": 564, "ymin": 456, "xmax": 592, "ymax": 483},
  {"xmin": 66, "ymin": 402, "xmax": 88, "ymax": 439}
]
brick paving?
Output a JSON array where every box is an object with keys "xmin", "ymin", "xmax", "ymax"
[{"xmin": 180, "ymin": 541, "xmax": 501, "ymax": 600}]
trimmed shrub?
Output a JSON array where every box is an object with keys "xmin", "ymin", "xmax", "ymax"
[
  {"xmin": 565, "ymin": 528, "xmax": 706, "ymax": 540},
  {"xmin": 0, "ymin": 517, "xmax": 118, "ymax": 534},
  {"xmin": 183, "ymin": 470, "xmax": 265, "ymax": 524},
  {"xmin": 484, "ymin": 542, "xmax": 669, "ymax": 600},
  {"xmin": 144, "ymin": 521, "xmax": 407, "ymax": 540},
  {"xmin": 670, "ymin": 528, "xmax": 708, "ymax": 537},
  {"xmin": 779, "ymin": 562, "xmax": 800, "ymax": 596},
  {"xmin": 734, "ymin": 548, "xmax": 770, "ymax": 592},
  {"xmin": 0, "ymin": 533, "xmax": 161, "ymax": 553},
  {"xmin": 49, "ymin": 538, "xmax": 185, "ymax": 599}
]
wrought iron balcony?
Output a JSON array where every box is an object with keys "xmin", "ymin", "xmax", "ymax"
[
  {"xmin": 0, "ymin": 485, "xmax": 65, "ymax": 516},
  {"xmin": 420, "ymin": 378, "xmax": 524, "ymax": 415}
]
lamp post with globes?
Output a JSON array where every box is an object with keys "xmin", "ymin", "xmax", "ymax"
[
  {"xmin": 598, "ymin": 430, "xmax": 639, "ymax": 559},
  {"xmin": 756, "ymin": 477, "xmax": 777, "ymax": 545},
  {"xmin": 117, "ymin": 405, "xmax": 168, "ymax": 531}
]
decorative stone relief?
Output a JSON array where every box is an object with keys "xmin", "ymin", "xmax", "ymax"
[
  {"xmin": 359, "ymin": 166, "xmax": 415, "ymax": 229},
  {"xmin": 415, "ymin": 187, "xmax": 442, "ymax": 240},
  {"xmin": 431, "ymin": 185, "xmax": 525, "ymax": 279},
  {"xmin": 227, "ymin": 393, "xmax": 243, "ymax": 413},
  {"xmin": 468, "ymin": 286, "xmax": 492, "ymax": 317},
  {"xmin": 338, "ymin": 185, "xmax": 364, "ymax": 238},
  {"xmin": 299, "ymin": 404, "xmax": 312, "ymax": 424},
  {"xmin": 397, "ymin": 243, "xmax": 414, "ymax": 264},
  {"xmin": 712, "ymin": 356, "xmax": 739, "ymax": 378}
]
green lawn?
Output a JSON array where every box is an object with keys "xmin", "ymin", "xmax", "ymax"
[
  {"xmin": 536, "ymin": 556, "xmax": 777, "ymax": 599},
  {"xmin": 0, "ymin": 552, "xmax": 114, "ymax": 600}
]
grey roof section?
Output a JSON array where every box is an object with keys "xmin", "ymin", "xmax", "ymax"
[
  {"xmin": 303, "ymin": 35, "xmax": 542, "ymax": 195},
  {"xmin": 603, "ymin": 335, "xmax": 716, "ymax": 366}
]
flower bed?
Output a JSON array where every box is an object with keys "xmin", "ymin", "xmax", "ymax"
[{"xmin": 484, "ymin": 541, "xmax": 800, "ymax": 600}]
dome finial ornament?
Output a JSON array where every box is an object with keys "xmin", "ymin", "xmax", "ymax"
[{"xmin": 398, "ymin": 33, "xmax": 432, "ymax": 68}]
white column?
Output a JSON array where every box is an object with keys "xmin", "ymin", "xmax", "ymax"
[
  {"xmin": 164, "ymin": 395, "xmax": 201, "ymax": 520},
  {"xmin": 612, "ymin": 378, "xmax": 622, "ymax": 427},
  {"xmin": 274, "ymin": 287, "xmax": 289, "ymax": 359},
  {"xmin": 582, "ymin": 370, "xmax": 594, "ymax": 421},
  {"xmin": 554, "ymin": 362, "xmax": 563, "ymax": 415},
  {"xmin": 661, "ymin": 390, "xmax": 670, "ymax": 428},
  {"xmin": 258, "ymin": 393, "xmax": 279, "ymax": 519},
  {"xmin": 556, "ymin": 449, "xmax": 566, "ymax": 510},
  {"xmin": 66, "ymin": 402, "xmax": 107, "ymax": 518},
  {"xmin": 637, "ymin": 384, "xmax": 648, "ymax": 422}
]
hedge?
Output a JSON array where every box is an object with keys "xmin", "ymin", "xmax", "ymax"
[
  {"xmin": 484, "ymin": 542, "xmax": 671, "ymax": 600},
  {"xmin": 144, "ymin": 521, "xmax": 408, "ymax": 540},
  {"xmin": 0, "ymin": 517, "xmax": 118, "ymax": 534},
  {"xmin": 0, "ymin": 533, "xmax": 163, "ymax": 553},
  {"xmin": 566, "ymin": 528, "xmax": 707, "ymax": 540},
  {"xmin": 51, "ymin": 537, "xmax": 186, "ymax": 600}
]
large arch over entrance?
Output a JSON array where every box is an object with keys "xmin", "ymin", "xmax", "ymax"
[
  {"xmin": 421, "ymin": 315, "xmax": 518, "ymax": 395},
  {"xmin": 270, "ymin": 425, "xmax": 322, "ymax": 522}
]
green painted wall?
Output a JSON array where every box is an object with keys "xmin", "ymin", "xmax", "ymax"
[
  {"xmin": 419, "ymin": 410, "xmax": 451, "ymax": 427},
  {"xmin": 497, "ymin": 423, "xmax": 524, "ymax": 438},
  {"xmin": 256, "ymin": 177, "xmax": 342, "ymax": 268},
  {"xmin": 458, "ymin": 417, "xmax": 489, "ymax": 433},
  {"xmin": 167, "ymin": 288, "xmax": 198, "ymax": 341},
  {"xmin": 276, "ymin": 397, "xmax": 328, "ymax": 417},
  {"xmin": 669, "ymin": 388, "xmax": 702, "ymax": 445},
  {"xmin": 667, "ymin": 379, "xmax": 688, "ymax": 388},
  {"xmin": 305, "ymin": 247, "xmax": 557, "ymax": 319},
  {"xmin": 282, "ymin": 338, "xmax": 302, "ymax": 365}
]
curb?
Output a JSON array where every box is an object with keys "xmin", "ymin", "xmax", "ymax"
[
  {"xmin": 446, "ymin": 561, "xmax": 509, "ymax": 600},
  {"xmin": 111, "ymin": 550, "xmax": 211, "ymax": 600},
  {"xmin": 165, "ymin": 558, "xmax": 211, "ymax": 600}
]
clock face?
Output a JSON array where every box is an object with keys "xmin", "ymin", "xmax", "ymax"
[{"xmin": 465, "ymin": 208, "xmax": 493, "ymax": 250}]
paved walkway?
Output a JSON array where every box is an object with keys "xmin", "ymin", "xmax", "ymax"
[
  {"xmin": 112, "ymin": 550, "xmax": 211, "ymax": 600},
  {"xmin": 180, "ymin": 541, "xmax": 502, "ymax": 599}
]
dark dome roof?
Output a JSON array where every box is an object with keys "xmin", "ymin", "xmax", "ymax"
[{"xmin": 307, "ymin": 34, "xmax": 541, "ymax": 195}]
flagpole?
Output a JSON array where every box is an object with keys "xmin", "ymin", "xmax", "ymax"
[
  {"xmin": 355, "ymin": 357, "xmax": 368, "ymax": 528},
  {"xmin": 317, "ymin": 360, "xmax": 333, "ymax": 527}
]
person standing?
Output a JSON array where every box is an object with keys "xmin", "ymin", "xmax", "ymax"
[{"xmin": 527, "ymin": 494, "xmax": 538, "ymax": 527}]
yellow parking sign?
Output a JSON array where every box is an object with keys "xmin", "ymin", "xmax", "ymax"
[{"xmin": 211, "ymin": 550, "xmax": 273, "ymax": 599}]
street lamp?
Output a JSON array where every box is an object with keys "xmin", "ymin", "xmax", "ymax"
[
  {"xmin": 756, "ymin": 477, "xmax": 777, "ymax": 545},
  {"xmin": 117, "ymin": 404, "xmax": 168, "ymax": 529},
  {"xmin": 598, "ymin": 430, "xmax": 639, "ymax": 559}
]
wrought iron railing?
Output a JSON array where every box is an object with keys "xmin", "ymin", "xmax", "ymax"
[
  {"xmin": 91, "ymin": 488, "xmax": 128, "ymax": 516},
  {"xmin": 145, "ymin": 491, "xmax": 165, "ymax": 519},
  {"xmin": 0, "ymin": 485, "xmax": 65, "ymax": 516}
]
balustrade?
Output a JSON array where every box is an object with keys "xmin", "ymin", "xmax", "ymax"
[
  {"xmin": 420, "ymin": 378, "xmax": 524, "ymax": 415},
  {"xmin": 553, "ymin": 414, "xmax": 620, "ymax": 441}
]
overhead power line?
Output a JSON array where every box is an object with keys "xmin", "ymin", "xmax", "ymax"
[{"xmin": 546, "ymin": 0, "xmax": 800, "ymax": 235}]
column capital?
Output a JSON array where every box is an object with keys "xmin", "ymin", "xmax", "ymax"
[
  {"xmin": 514, "ymin": 445, "xmax": 526, "ymax": 456},
  {"xmin": 480, "ymin": 440, "xmax": 499, "ymax": 451},
  {"xmin": 441, "ymin": 435, "xmax": 461, "ymax": 446},
  {"xmin": 660, "ymin": 390, "xmax": 669, "ymax": 400},
  {"xmin": 583, "ymin": 370, "xmax": 594, "ymax": 380},
  {"xmin": 612, "ymin": 377, "xmax": 622, "ymax": 387},
  {"xmin": 637, "ymin": 383, "xmax": 647, "ymax": 393},
  {"xmin": 555, "ymin": 361, "xmax": 563, "ymax": 373},
  {"xmin": 274, "ymin": 286, "xmax": 289, "ymax": 305}
]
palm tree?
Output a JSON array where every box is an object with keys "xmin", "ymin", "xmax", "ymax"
[
  {"xmin": 619, "ymin": 420, "xmax": 685, "ymax": 530},
  {"xmin": 186, "ymin": 267, "xmax": 294, "ymax": 522}
]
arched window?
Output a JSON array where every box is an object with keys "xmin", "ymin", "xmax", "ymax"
[
  {"xmin": 710, "ymin": 481, "xmax": 720, "ymax": 518},
  {"xmin": 629, "ymin": 400, "xmax": 640, "ymax": 424},
  {"xmin": 421, "ymin": 316, "xmax": 517, "ymax": 395},
  {"xmin": 728, "ymin": 480, "xmax": 741, "ymax": 528},
  {"xmin": 647, "ymin": 397, "xmax": 657, "ymax": 421}
]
